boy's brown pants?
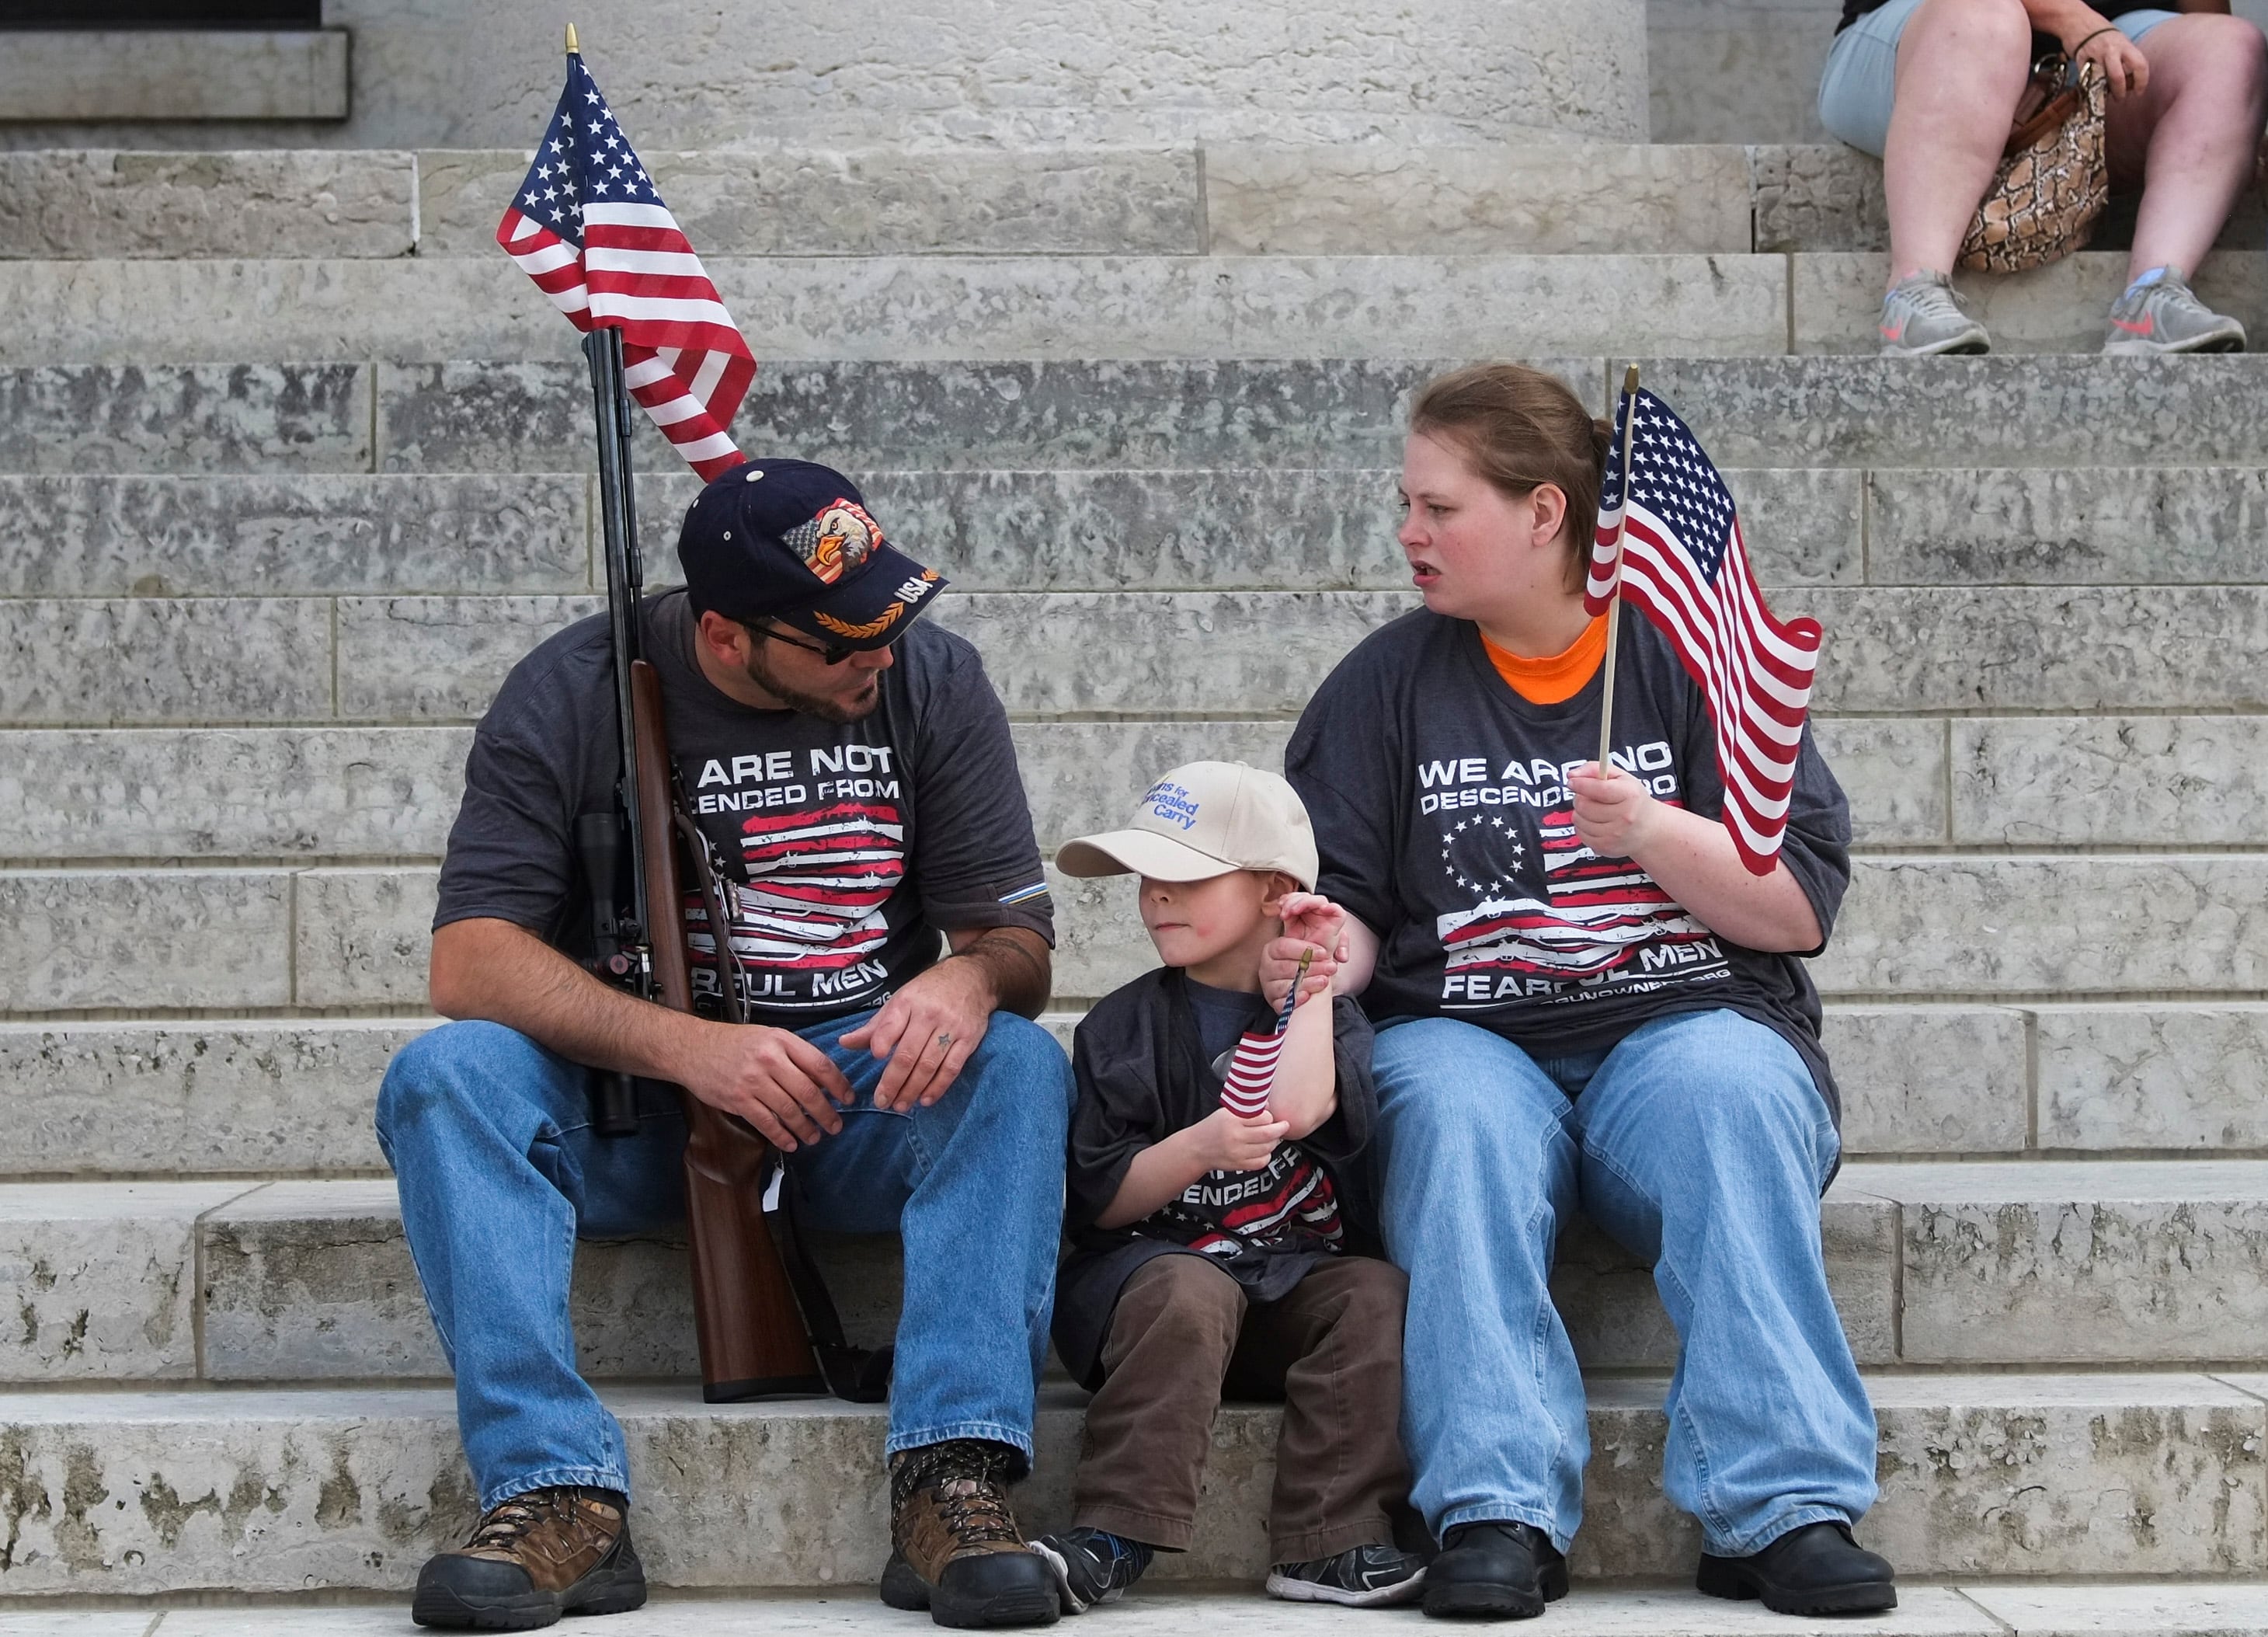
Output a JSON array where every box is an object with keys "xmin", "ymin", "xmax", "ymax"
[{"xmin": 1072, "ymin": 1251, "xmax": 1411, "ymax": 1564}]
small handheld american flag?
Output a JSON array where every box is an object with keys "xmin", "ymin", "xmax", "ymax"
[
  {"xmin": 1219, "ymin": 951, "xmax": 1311, "ymax": 1120},
  {"xmin": 1586, "ymin": 380, "xmax": 1823, "ymax": 876},
  {"xmin": 496, "ymin": 47, "xmax": 756, "ymax": 480}
]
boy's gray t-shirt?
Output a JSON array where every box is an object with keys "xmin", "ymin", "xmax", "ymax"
[
  {"xmin": 1285, "ymin": 604, "xmax": 1850, "ymax": 1120},
  {"xmin": 433, "ymin": 588, "xmax": 1054, "ymax": 1024}
]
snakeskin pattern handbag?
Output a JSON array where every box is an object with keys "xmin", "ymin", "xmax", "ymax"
[{"xmin": 1959, "ymin": 56, "xmax": 2109, "ymax": 273}]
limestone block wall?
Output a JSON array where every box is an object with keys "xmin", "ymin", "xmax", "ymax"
[{"xmin": 0, "ymin": 0, "xmax": 1648, "ymax": 152}]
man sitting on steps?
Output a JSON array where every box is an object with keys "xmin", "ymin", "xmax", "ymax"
[{"xmin": 377, "ymin": 459, "xmax": 1073, "ymax": 1632}]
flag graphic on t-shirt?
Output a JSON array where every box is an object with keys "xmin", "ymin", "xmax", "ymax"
[
  {"xmin": 1437, "ymin": 800, "xmax": 1710, "ymax": 981},
  {"xmin": 687, "ymin": 797, "xmax": 906, "ymax": 978}
]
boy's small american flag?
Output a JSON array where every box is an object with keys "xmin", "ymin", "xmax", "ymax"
[
  {"xmin": 496, "ymin": 50, "xmax": 756, "ymax": 480},
  {"xmin": 1219, "ymin": 952, "xmax": 1310, "ymax": 1120}
]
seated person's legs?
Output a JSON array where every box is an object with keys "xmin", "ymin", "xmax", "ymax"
[
  {"xmin": 1062, "ymin": 1254, "xmax": 1244, "ymax": 1590},
  {"xmin": 376, "ymin": 1019, "xmax": 684, "ymax": 1628},
  {"xmin": 788, "ymin": 1006, "xmax": 1073, "ymax": 1627},
  {"xmin": 2100, "ymin": 9, "xmax": 2265, "ymax": 354},
  {"xmin": 1821, "ymin": 0, "xmax": 2033, "ymax": 354},
  {"xmin": 1226, "ymin": 1256, "xmax": 1414, "ymax": 1601},
  {"xmin": 1371, "ymin": 1016, "xmax": 1582, "ymax": 1619},
  {"xmin": 1569, "ymin": 1008, "xmax": 1891, "ymax": 1617}
]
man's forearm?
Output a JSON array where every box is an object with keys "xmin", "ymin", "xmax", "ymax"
[
  {"xmin": 942, "ymin": 925, "xmax": 1052, "ymax": 1019},
  {"xmin": 430, "ymin": 916, "xmax": 702, "ymax": 1083}
]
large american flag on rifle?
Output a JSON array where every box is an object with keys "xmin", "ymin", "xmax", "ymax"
[
  {"xmin": 1585, "ymin": 387, "xmax": 1822, "ymax": 876},
  {"xmin": 495, "ymin": 53, "xmax": 755, "ymax": 480}
]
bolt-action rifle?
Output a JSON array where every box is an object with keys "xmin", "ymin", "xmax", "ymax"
[{"xmin": 574, "ymin": 324, "xmax": 889, "ymax": 1404}]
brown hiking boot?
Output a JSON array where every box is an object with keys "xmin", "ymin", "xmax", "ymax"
[
  {"xmin": 878, "ymin": 1439, "xmax": 1059, "ymax": 1628},
  {"xmin": 411, "ymin": 1485, "xmax": 646, "ymax": 1630}
]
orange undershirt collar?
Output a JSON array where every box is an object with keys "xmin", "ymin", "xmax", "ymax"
[{"xmin": 1482, "ymin": 615, "xmax": 1609, "ymax": 705}]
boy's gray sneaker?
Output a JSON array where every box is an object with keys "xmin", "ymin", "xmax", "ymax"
[
  {"xmin": 1878, "ymin": 271, "xmax": 1990, "ymax": 357},
  {"xmin": 2103, "ymin": 268, "xmax": 2246, "ymax": 355},
  {"xmin": 1266, "ymin": 1543, "xmax": 1428, "ymax": 1607}
]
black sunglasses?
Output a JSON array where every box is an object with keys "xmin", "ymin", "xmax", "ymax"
[{"xmin": 760, "ymin": 622, "xmax": 903, "ymax": 667}]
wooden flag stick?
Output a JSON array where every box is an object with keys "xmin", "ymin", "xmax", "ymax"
[
  {"xmin": 1595, "ymin": 363, "xmax": 1640, "ymax": 778},
  {"xmin": 565, "ymin": 21, "xmax": 580, "ymax": 54}
]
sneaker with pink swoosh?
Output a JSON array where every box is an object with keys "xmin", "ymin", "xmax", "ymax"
[
  {"xmin": 1877, "ymin": 271, "xmax": 1989, "ymax": 357},
  {"xmin": 2103, "ymin": 268, "xmax": 2247, "ymax": 355}
]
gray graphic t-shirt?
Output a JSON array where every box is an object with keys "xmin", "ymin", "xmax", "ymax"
[
  {"xmin": 433, "ymin": 589, "xmax": 1053, "ymax": 1024},
  {"xmin": 1285, "ymin": 605, "xmax": 1850, "ymax": 1118}
]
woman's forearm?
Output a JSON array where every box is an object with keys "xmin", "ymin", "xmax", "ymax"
[{"xmin": 1627, "ymin": 804, "xmax": 1824, "ymax": 954}]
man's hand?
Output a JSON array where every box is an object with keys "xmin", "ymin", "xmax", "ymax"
[
  {"xmin": 1570, "ymin": 762, "xmax": 1664, "ymax": 860},
  {"xmin": 671, "ymin": 1018, "xmax": 853, "ymax": 1152},
  {"xmin": 838, "ymin": 953, "xmax": 997, "ymax": 1113},
  {"xmin": 1183, "ymin": 1106, "xmax": 1291, "ymax": 1173}
]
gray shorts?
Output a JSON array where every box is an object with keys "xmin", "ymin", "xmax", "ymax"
[{"xmin": 1817, "ymin": 2, "xmax": 2181, "ymax": 156}]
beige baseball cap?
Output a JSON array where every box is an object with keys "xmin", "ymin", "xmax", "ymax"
[{"xmin": 1056, "ymin": 761, "xmax": 1319, "ymax": 890}]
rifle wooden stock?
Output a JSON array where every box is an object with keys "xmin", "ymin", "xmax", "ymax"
[{"xmin": 629, "ymin": 658, "xmax": 826, "ymax": 1402}]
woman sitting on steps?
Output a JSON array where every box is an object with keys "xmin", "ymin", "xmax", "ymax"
[{"xmin": 1818, "ymin": 0, "xmax": 2267, "ymax": 356}]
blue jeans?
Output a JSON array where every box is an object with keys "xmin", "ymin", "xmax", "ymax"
[
  {"xmin": 1820, "ymin": 0, "xmax": 2180, "ymax": 156},
  {"xmin": 374, "ymin": 1008, "xmax": 1073, "ymax": 1513},
  {"xmin": 1373, "ymin": 1008, "xmax": 1875, "ymax": 1558}
]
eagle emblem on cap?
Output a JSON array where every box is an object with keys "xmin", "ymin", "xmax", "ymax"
[{"xmin": 783, "ymin": 499, "xmax": 883, "ymax": 586}]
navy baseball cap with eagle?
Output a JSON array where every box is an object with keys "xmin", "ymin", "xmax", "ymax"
[{"xmin": 677, "ymin": 458, "xmax": 947, "ymax": 651}]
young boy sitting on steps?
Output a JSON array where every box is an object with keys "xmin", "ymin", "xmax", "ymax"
[{"xmin": 1036, "ymin": 761, "xmax": 1423, "ymax": 1611}]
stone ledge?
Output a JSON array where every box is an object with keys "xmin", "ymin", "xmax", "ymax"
[
  {"xmin": 0, "ymin": 150, "xmax": 406, "ymax": 259},
  {"xmin": 0, "ymin": 1374, "xmax": 2250, "ymax": 1590},
  {"xmin": 179, "ymin": 1177, "xmax": 1887, "ymax": 1383},
  {"xmin": 0, "ymin": 1587, "xmax": 2026, "ymax": 1635},
  {"xmin": 0, "ymin": 1004, "xmax": 2255, "ymax": 1178},
  {"xmin": 7, "ymin": 850, "xmax": 2265, "ymax": 1014},
  {"xmin": 384, "ymin": 354, "xmax": 2268, "ymax": 475},
  {"xmin": 0, "ymin": 255, "xmax": 1793, "ymax": 366},
  {"xmin": 0, "ymin": 715, "xmax": 1934, "ymax": 862},
  {"xmin": 0, "ymin": 32, "xmax": 350, "ymax": 123},
  {"xmin": 1796, "ymin": 252, "xmax": 2268, "ymax": 356}
]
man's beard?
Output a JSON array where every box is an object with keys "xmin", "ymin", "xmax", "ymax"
[{"xmin": 741, "ymin": 645, "xmax": 882, "ymax": 723}]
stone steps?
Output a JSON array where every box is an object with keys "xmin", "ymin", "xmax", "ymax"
[
  {"xmin": 2, "ymin": 584, "xmax": 2259, "ymax": 727},
  {"xmin": 37, "ymin": 352, "xmax": 2268, "ymax": 474},
  {"xmin": 0, "ymin": 1373, "xmax": 2259, "ymax": 1590},
  {"xmin": 6, "ymin": 145, "xmax": 2257, "ymax": 264},
  {"xmin": 9, "ymin": 714, "xmax": 2265, "ymax": 860},
  {"xmin": 5, "ymin": 851, "xmax": 2264, "ymax": 1015},
  {"xmin": 16, "ymin": 355, "xmax": 2268, "ymax": 475},
  {"xmin": 9, "ymin": 463, "xmax": 2268, "ymax": 594},
  {"xmin": 19, "ymin": 1586, "xmax": 2268, "ymax": 1636},
  {"xmin": 7, "ymin": 253, "xmax": 2265, "ymax": 365},
  {"xmin": 2, "ymin": 1003, "xmax": 2259, "ymax": 1178},
  {"xmin": 9, "ymin": 1162, "xmax": 2266, "ymax": 1387}
]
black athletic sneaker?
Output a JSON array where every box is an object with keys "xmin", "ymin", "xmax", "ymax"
[
  {"xmin": 1031, "ymin": 1526, "xmax": 1153, "ymax": 1614},
  {"xmin": 1267, "ymin": 1543, "xmax": 1428, "ymax": 1607},
  {"xmin": 1697, "ymin": 1520, "xmax": 1897, "ymax": 1615}
]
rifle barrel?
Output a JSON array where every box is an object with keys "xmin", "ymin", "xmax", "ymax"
[{"xmin": 585, "ymin": 326, "xmax": 650, "ymax": 957}]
